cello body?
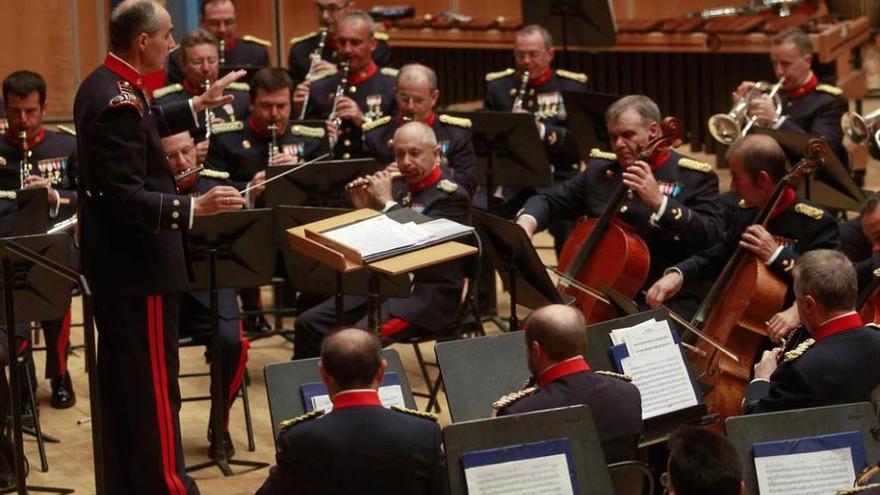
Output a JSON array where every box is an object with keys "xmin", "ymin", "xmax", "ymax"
[{"xmin": 557, "ymin": 218, "xmax": 649, "ymax": 323}]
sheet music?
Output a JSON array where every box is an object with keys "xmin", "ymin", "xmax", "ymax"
[
  {"xmin": 754, "ymin": 447, "xmax": 856, "ymax": 495},
  {"xmin": 620, "ymin": 346, "xmax": 698, "ymax": 419},
  {"xmin": 322, "ymin": 215, "xmax": 422, "ymax": 259},
  {"xmin": 611, "ymin": 318, "xmax": 676, "ymax": 355},
  {"xmin": 464, "ymin": 454, "xmax": 575, "ymax": 495},
  {"xmin": 309, "ymin": 384, "xmax": 406, "ymax": 413}
]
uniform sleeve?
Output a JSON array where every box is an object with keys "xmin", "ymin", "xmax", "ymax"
[
  {"xmin": 428, "ymin": 424, "xmax": 447, "ymax": 495},
  {"xmin": 88, "ymin": 105, "xmax": 192, "ymax": 232},
  {"xmin": 674, "ymin": 225, "xmax": 741, "ymax": 285},
  {"xmin": 856, "ymin": 252, "xmax": 880, "ymax": 294},
  {"xmin": 448, "ymin": 128, "xmax": 477, "ymax": 196},
  {"xmin": 57, "ymin": 146, "xmax": 79, "ymax": 219},
  {"xmin": 777, "ymin": 96, "xmax": 847, "ymax": 149},
  {"xmin": 840, "ymin": 216, "xmax": 871, "ymax": 263},
  {"xmin": 541, "ymin": 123, "xmax": 579, "ymax": 162},
  {"xmin": 374, "ymin": 40, "xmax": 392, "ymax": 67},
  {"xmin": 767, "ymin": 216, "xmax": 839, "ymax": 282},
  {"xmin": 255, "ymin": 432, "xmax": 302, "ymax": 495},
  {"xmin": 521, "ymin": 172, "xmax": 590, "ymax": 232},
  {"xmin": 483, "ymin": 83, "xmax": 501, "ymax": 111},
  {"xmin": 743, "ymin": 362, "xmax": 814, "ymax": 414},
  {"xmin": 654, "ymin": 171, "xmax": 724, "ymax": 251},
  {"xmin": 152, "ymin": 98, "xmax": 198, "ymax": 138}
]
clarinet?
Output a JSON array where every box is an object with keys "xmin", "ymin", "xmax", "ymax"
[
  {"xmin": 203, "ymin": 79, "xmax": 214, "ymax": 140},
  {"xmin": 328, "ymin": 60, "xmax": 351, "ymax": 156},
  {"xmin": 267, "ymin": 123, "xmax": 278, "ymax": 166},
  {"xmin": 298, "ymin": 28, "xmax": 328, "ymax": 120},
  {"xmin": 18, "ymin": 131, "xmax": 32, "ymax": 189},
  {"xmin": 512, "ymin": 70, "xmax": 530, "ymax": 112},
  {"xmin": 219, "ymin": 38, "xmax": 226, "ymax": 66}
]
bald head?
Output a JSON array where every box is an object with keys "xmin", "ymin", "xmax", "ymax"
[
  {"xmin": 397, "ymin": 64, "xmax": 438, "ymax": 92},
  {"xmin": 320, "ymin": 328, "xmax": 382, "ymax": 390},
  {"xmin": 524, "ymin": 305, "xmax": 586, "ymax": 361},
  {"xmin": 394, "ymin": 121, "xmax": 437, "ymax": 148},
  {"xmin": 727, "ymin": 134, "xmax": 787, "ymax": 182}
]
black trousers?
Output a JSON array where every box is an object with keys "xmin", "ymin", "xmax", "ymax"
[{"xmin": 94, "ymin": 292, "xmax": 199, "ymax": 495}]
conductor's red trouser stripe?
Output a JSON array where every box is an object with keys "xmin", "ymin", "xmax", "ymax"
[{"xmin": 57, "ymin": 308, "xmax": 71, "ymax": 375}]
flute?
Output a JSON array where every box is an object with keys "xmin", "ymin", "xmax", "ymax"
[
  {"xmin": 345, "ymin": 171, "xmax": 403, "ymax": 191},
  {"xmin": 174, "ymin": 165, "xmax": 204, "ymax": 183}
]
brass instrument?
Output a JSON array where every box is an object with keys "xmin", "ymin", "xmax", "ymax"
[
  {"xmin": 841, "ymin": 108, "xmax": 880, "ymax": 152},
  {"xmin": 298, "ymin": 28, "xmax": 328, "ymax": 120},
  {"xmin": 203, "ymin": 79, "xmax": 214, "ymax": 140},
  {"xmin": 267, "ymin": 123, "xmax": 279, "ymax": 166},
  {"xmin": 18, "ymin": 131, "xmax": 32, "ymax": 189},
  {"xmin": 328, "ymin": 60, "xmax": 351, "ymax": 155},
  {"xmin": 708, "ymin": 77, "xmax": 785, "ymax": 145},
  {"xmin": 219, "ymin": 38, "xmax": 226, "ymax": 66},
  {"xmin": 512, "ymin": 70, "xmax": 530, "ymax": 112},
  {"xmin": 345, "ymin": 171, "xmax": 403, "ymax": 191}
]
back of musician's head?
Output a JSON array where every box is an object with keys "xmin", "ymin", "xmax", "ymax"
[
  {"xmin": 320, "ymin": 327, "xmax": 382, "ymax": 390},
  {"xmin": 394, "ymin": 121, "xmax": 438, "ymax": 148},
  {"xmin": 3, "ymin": 71, "xmax": 46, "ymax": 106},
  {"xmin": 397, "ymin": 64, "xmax": 438, "ymax": 92},
  {"xmin": 726, "ymin": 134, "xmax": 787, "ymax": 183},
  {"xmin": 249, "ymin": 67, "xmax": 293, "ymax": 100},
  {"xmin": 793, "ymin": 249, "xmax": 857, "ymax": 312},
  {"xmin": 179, "ymin": 28, "xmax": 219, "ymax": 63},
  {"xmin": 667, "ymin": 426, "xmax": 743, "ymax": 495},
  {"xmin": 606, "ymin": 95, "xmax": 660, "ymax": 127},
  {"xmin": 517, "ymin": 24, "xmax": 553, "ymax": 49},
  {"xmin": 109, "ymin": 0, "xmax": 161, "ymax": 53},
  {"xmin": 523, "ymin": 305, "xmax": 586, "ymax": 361},
  {"xmin": 773, "ymin": 27, "xmax": 813, "ymax": 56},
  {"xmin": 339, "ymin": 10, "xmax": 375, "ymax": 37}
]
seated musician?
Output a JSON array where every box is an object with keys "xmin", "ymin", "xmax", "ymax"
[
  {"xmin": 734, "ymin": 27, "xmax": 848, "ymax": 168},
  {"xmin": 154, "ymin": 28, "xmax": 250, "ymax": 164},
  {"xmin": 516, "ymin": 95, "xmax": 724, "ymax": 319},
  {"xmin": 161, "ymin": 130, "xmax": 264, "ymax": 459},
  {"xmin": 838, "ymin": 193, "xmax": 880, "ymax": 292},
  {"xmin": 362, "ymin": 63, "xmax": 476, "ymax": 196},
  {"xmin": 665, "ymin": 426, "xmax": 744, "ymax": 495},
  {"xmin": 298, "ymin": 10, "xmax": 397, "ymax": 160},
  {"xmin": 744, "ymin": 249, "xmax": 880, "ymax": 414},
  {"xmin": 258, "ymin": 327, "xmax": 445, "ymax": 495},
  {"xmin": 492, "ymin": 304, "xmax": 642, "ymax": 463},
  {"xmin": 646, "ymin": 134, "xmax": 839, "ymax": 342},
  {"xmin": 293, "ymin": 122, "xmax": 470, "ymax": 359}
]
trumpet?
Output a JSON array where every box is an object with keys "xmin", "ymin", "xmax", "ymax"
[
  {"xmin": 328, "ymin": 60, "xmax": 351, "ymax": 154},
  {"xmin": 512, "ymin": 70, "xmax": 530, "ymax": 112},
  {"xmin": 345, "ymin": 171, "xmax": 403, "ymax": 191},
  {"xmin": 298, "ymin": 28, "xmax": 328, "ymax": 120},
  {"xmin": 708, "ymin": 77, "xmax": 785, "ymax": 145},
  {"xmin": 19, "ymin": 131, "xmax": 32, "ymax": 189},
  {"xmin": 267, "ymin": 123, "xmax": 279, "ymax": 166},
  {"xmin": 841, "ymin": 108, "xmax": 880, "ymax": 152},
  {"xmin": 203, "ymin": 79, "xmax": 214, "ymax": 140}
]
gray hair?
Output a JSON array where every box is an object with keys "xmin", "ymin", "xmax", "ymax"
[
  {"xmin": 110, "ymin": 0, "xmax": 161, "ymax": 52},
  {"xmin": 517, "ymin": 24, "xmax": 553, "ymax": 50},
  {"xmin": 339, "ymin": 10, "xmax": 375, "ymax": 37},
  {"xmin": 397, "ymin": 64, "xmax": 438, "ymax": 92},
  {"xmin": 773, "ymin": 27, "xmax": 814, "ymax": 56},
  {"xmin": 605, "ymin": 94, "xmax": 661, "ymax": 127},
  {"xmin": 793, "ymin": 249, "xmax": 857, "ymax": 311}
]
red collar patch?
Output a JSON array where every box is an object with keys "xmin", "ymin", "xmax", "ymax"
[
  {"xmin": 223, "ymin": 35, "xmax": 236, "ymax": 53},
  {"xmin": 182, "ymin": 78, "xmax": 204, "ymax": 97},
  {"xmin": 4, "ymin": 127, "xmax": 45, "ymax": 150},
  {"xmin": 407, "ymin": 166, "xmax": 441, "ymax": 194},
  {"xmin": 787, "ymin": 72, "xmax": 818, "ymax": 100},
  {"xmin": 529, "ymin": 68, "xmax": 553, "ymax": 88},
  {"xmin": 349, "ymin": 61, "xmax": 377, "ymax": 86},
  {"xmin": 812, "ymin": 312, "xmax": 862, "ymax": 342},
  {"xmin": 104, "ymin": 53, "xmax": 147, "ymax": 93},
  {"xmin": 332, "ymin": 390, "xmax": 383, "ymax": 410},
  {"xmin": 538, "ymin": 356, "xmax": 590, "ymax": 387}
]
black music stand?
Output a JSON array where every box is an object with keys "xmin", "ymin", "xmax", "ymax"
[
  {"xmin": 726, "ymin": 402, "xmax": 880, "ymax": 495},
  {"xmin": 447, "ymin": 111, "xmax": 552, "ymax": 212},
  {"xmin": 754, "ymin": 128, "xmax": 865, "ymax": 211},
  {"xmin": 10, "ymin": 189, "xmax": 49, "ymax": 237},
  {"xmin": 472, "ymin": 209, "xmax": 563, "ymax": 332},
  {"xmin": 522, "ymin": 0, "xmax": 616, "ymax": 66},
  {"xmin": 264, "ymin": 158, "xmax": 381, "ymax": 208},
  {"xmin": 561, "ymin": 90, "xmax": 623, "ymax": 160},
  {"xmin": 185, "ymin": 209, "xmax": 275, "ymax": 476},
  {"xmin": 443, "ymin": 405, "xmax": 615, "ymax": 495},
  {"xmin": 0, "ymin": 234, "xmax": 78, "ymax": 495},
  {"xmin": 263, "ymin": 349, "xmax": 417, "ymax": 446}
]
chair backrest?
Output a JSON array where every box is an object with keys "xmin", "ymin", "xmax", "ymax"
[
  {"xmin": 447, "ymin": 231, "xmax": 483, "ymax": 335},
  {"xmin": 607, "ymin": 461, "xmax": 654, "ymax": 495}
]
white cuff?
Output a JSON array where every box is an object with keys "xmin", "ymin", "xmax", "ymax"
[
  {"xmin": 649, "ymin": 195, "xmax": 669, "ymax": 224},
  {"xmin": 48, "ymin": 189, "xmax": 61, "ymax": 218},
  {"xmin": 381, "ymin": 200, "xmax": 397, "ymax": 212},
  {"xmin": 538, "ymin": 123, "xmax": 546, "ymax": 141},
  {"xmin": 664, "ymin": 267, "xmax": 684, "ymax": 281},
  {"xmin": 187, "ymin": 99, "xmax": 199, "ymax": 127},
  {"xmin": 188, "ymin": 197, "xmax": 195, "ymax": 230},
  {"xmin": 765, "ymin": 245, "xmax": 785, "ymax": 265},
  {"xmin": 749, "ymin": 378, "xmax": 770, "ymax": 384}
]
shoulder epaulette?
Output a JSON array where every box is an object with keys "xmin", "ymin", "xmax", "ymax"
[
  {"xmin": 374, "ymin": 32, "xmax": 389, "ymax": 41},
  {"xmin": 279, "ymin": 409, "xmax": 324, "ymax": 429},
  {"xmin": 0, "ymin": 190, "xmax": 16, "ymax": 200},
  {"xmin": 678, "ymin": 157, "xmax": 713, "ymax": 173},
  {"xmin": 228, "ymin": 82, "xmax": 249, "ymax": 92},
  {"xmin": 816, "ymin": 84, "xmax": 843, "ymax": 96},
  {"xmin": 492, "ymin": 386, "xmax": 537, "ymax": 411},
  {"xmin": 589, "ymin": 148, "xmax": 617, "ymax": 161},
  {"xmin": 485, "ymin": 68, "xmax": 515, "ymax": 82},
  {"xmin": 795, "ymin": 203, "xmax": 824, "ymax": 219},
  {"xmin": 242, "ymin": 34, "xmax": 271, "ymax": 47},
  {"xmin": 292, "ymin": 124, "xmax": 326, "ymax": 139},
  {"xmin": 200, "ymin": 168, "xmax": 230, "ymax": 180},
  {"xmin": 109, "ymin": 82, "xmax": 144, "ymax": 117},
  {"xmin": 152, "ymin": 83, "xmax": 184, "ymax": 99},
  {"xmin": 307, "ymin": 68, "xmax": 337, "ymax": 83},
  {"xmin": 212, "ymin": 121, "xmax": 244, "ymax": 134},
  {"xmin": 595, "ymin": 370, "xmax": 633, "ymax": 382},
  {"xmin": 439, "ymin": 114, "xmax": 472, "ymax": 129},
  {"xmin": 391, "ymin": 405, "xmax": 438, "ymax": 422},
  {"xmin": 438, "ymin": 179, "xmax": 459, "ymax": 193},
  {"xmin": 56, "ymin": 125, "xmax": 76, "ymax": 137},
  {"xmin": 556, "ymin": 69, "xmax": 588, "ymax": 84},
  {"xmin": 783, "ymin": 338, "xmax": 815, "ymax": 363},
  {"xmin": 289, "ymin": 31, "xmax": 317, "ymax": 45},
  {"xmin": 362, "ymin": 115, "xmax": 392, "ymax": 133},
  {"xmin": 380, "ymin": 67, "xmax": 399, "ymax": 77}
]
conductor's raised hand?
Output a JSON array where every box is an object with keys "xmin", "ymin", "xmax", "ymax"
[
  {"xmin": 191, "ymin": 70, "xmax": 247, "ymax": 113},
  {"xmin": 193, "ymin": 185, "xmax": 246, "ymax": 216}
]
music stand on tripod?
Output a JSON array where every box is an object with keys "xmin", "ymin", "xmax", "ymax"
[
  {"xmin": 522, "ymin": 0, "xmax": 616, "ymax": 66},
  {"xmin": 264, "ymin": 158, "xmax": 381, "ymax": 208},
  {"xmin": 184, "ymin": 209, "xmax": 275, "ymax": 476}
]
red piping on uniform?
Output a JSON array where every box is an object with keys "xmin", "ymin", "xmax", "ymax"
[
  {"xmin": 57, "ymin": 307, "xmax": 71, "ymax": 375},
  {"xmin": 225, "ymin": 320, "xmax": 250, "ymax": 431}
]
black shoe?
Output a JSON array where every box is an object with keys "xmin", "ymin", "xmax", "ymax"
[
  {"xmin": 244, "ymin": 315, "xmax": 271, "ymax": 334},
  {"xmin": 207, "ymin": 430, "xmax": 235, "ymax": 460},
  {"xmin": 50, "ymin": 372, "xmax": 76, "ymax": 409}
]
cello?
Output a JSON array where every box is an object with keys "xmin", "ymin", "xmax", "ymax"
[
  {"xmin": 686, "ymin": 138, "xmax": 828, "ymax": 420},
  {"xmin": 556, "ymin": 117, "xmax": 682, "ymax": 323}
]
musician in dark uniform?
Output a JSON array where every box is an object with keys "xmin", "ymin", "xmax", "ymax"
[
  {"xmin": 293, "ymin": 122, "xmax": 471, "ymax": 359},
  {"xmin": 0, "ymin": 100, "xmax": 6, "ymax": 133},
  {"xmin": 301, "ymin": 11, "xmax": 397, "ymax": 160},
  {"xmin": 288, "ymin": 0, "xmax": 391, "ymax": 87},
  {"xmin": 1, "ymin": 71, "xmax": 78, "ymax": 409},
  {"xmin": 154, "ymin": 28, "xmax": 250, "ymax": 163},
  {"xmin": 493, "ymin": 304, "xmax": 642, "ymax": 463},
  {"xmin": 517, "ymin": 95, "xmax": 724, "ymax": 318},
  {"xmin": 258, "ymin": 327, "xmax": 445, "ymax": 495},
  {"xmin": 737, "ymin": 27, "xmax": 848, "ymax": 168},
  {"xmin": 362, "ymin": 63, "xmax": 476, "ymax": 196},
  {"xmin": 647, "ymin": 134, "xmax": 839, "ymax": 343},
  {"xmin": 166, "ymin": 0, "xmax": 271, "ymax": 85},
  {"xmin": 839, "ymin": 193, "xmax": 880, "ymax": 292},
  {"xmin": 744, "ymin": 249, "xmax": 880, "ymax": 414},
  {"xmin": 74, "ymin": 2, "xmax": 246, "ymax": 492}
]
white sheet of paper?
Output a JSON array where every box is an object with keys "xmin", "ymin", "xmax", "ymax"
[
  {"xmin": 464, "ymin": 453, "xmax": 574, "ymax": 495},
  {"xmin": 620, "ymin": 346, "xmax": 698, "ymax": 419},
  {"xmin": 622, "ymin": 319, "xmax": 676, "ymax": 356},
  {"xmin": 309, "ymin": 384, "xmax": 406, "ymax": 413},
  {"xmin": 322, "ymin": 215, "xmax": 420, "ymax": 258},
  {"xmin": 754, "ymin": 447, "xmax": 856, "ymax": 495}
]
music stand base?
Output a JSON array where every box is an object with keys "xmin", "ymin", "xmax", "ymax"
[
  {"xmin": 245, "ymin": 328, "xmax": 295, "ymax": 343},
  {"xmin": 185, "ymin": 458, "xmax": 268, "ymax": 477},
  {"xmin": 0, "ymin": 485, "xmax": 74, "ymax": 494}
]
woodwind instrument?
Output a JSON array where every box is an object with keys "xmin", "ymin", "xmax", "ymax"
[
  {"xmin": 298, "ymin": 28, "xmax": 328, "ymax": 120},
  {"xmin": 267, "ymin": 123, "xmax": 279, "ymax": 166},
  {"xmin": 18, "ymin": 131, "xmax": 32, "ymax": 189},
  {"xmin": 219, "ymin": 38, "xmax": 226, "ymax": 66},
  {"xmin": 328, "ymin": 60, "xmax": 351, "ymax": 155},
  {"xmin": 511, "ymin": 70, "xmax": 530, "ymax": 112},
  {"xmin": 203, "ymin": 79, "xmax": 214, "ymax": 140},
  {"xmin": 174, "ymin": 165, "xmax": 204, "ymax": 183},
  {"xmin": 345, "ymin": 171, "xmax": 403, "ymax": 191}
]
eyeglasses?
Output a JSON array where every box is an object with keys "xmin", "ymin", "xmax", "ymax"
[{"xmin": 165, "ymin": 145, "xmax": 194, "ymax": 162}]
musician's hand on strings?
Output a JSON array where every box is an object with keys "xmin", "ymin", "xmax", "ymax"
[
  {"xmin": 195, "ymin": 139, "xmax": 209, "ymax": 165},
  {"xmin": 193, "ymin": 185, "xmax": 246, "ymax": 216},
  {"xmin": 515, "ymin": 215, "xmax": 537, "ymax": 239},
  {"xmin": 766, "ymin": 304, "xmax": 800, "ymax": 343},
  {"xmin": 622, "ymin": 160, "xmax": 663, "ymax": 211},
  {"xmin": 739, "ymin": 224, "xmax": 779, "ymax": 262},
  {"xmin": 747, "ymin": 94, "xmax": 777, "ymax": 127},
  {"xmin": 192, "ymin": 70, "xmax": 247, "ymax": 112},
  {"xmin": 293, "ymin": 81, "xmax": 311, "ymax": 116},
  {"xmin": 246, "ymin": 170, "xmax": 266, "ymax": 199},
  {"xmin": 334, "ymin": 97, "xmax": 365, "ymax": 127},
  {"xmin": 754, "ymin": 348, "xmax": 782, "ymax": 380},
  {"xmin": 645, "ymin": 271, "xmax": 683, "ymax": 308}
]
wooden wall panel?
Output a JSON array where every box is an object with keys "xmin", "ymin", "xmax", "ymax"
[{"xmin": 234, "ymin": 0, "xmax": 277, "ymax": 63}]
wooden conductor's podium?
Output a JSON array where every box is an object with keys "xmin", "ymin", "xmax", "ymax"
[{"xmin": 287, "ymin": 208, "xmax": 477, "ymax": 331}]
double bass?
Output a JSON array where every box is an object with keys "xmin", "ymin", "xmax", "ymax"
[
  {"xmin": 687, "ymin": 138, "xmax": 828, "ymax": 419},
  {"xmin": 556, "ymin": 117, "xmax": 682, "ymax": 323}
]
